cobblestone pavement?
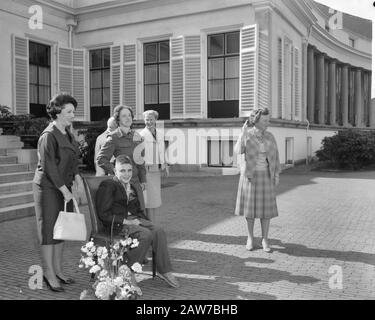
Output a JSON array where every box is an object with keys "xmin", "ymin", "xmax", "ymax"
[{"xmin": 1, "ymin": 167, "xmax": 375, "ymax": 300}]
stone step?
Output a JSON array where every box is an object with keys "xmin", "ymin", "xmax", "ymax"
[
  {"xmin": 0, "ymin": 181, "xmax": 33, "ymax": 195},
  {"xmin": 0, "ymin": 155, "xmax": 18, "ymax": 164},
  {"xmin": 0, "ymin": 171, "xmax": 34, "ymax": 184},
  {"xmin": 0, "ymin": 163, "xmax": 29, "ymax": 174},
  {"xmin": 0, "ymin": 149, "xmax": 7, "ymax": 156},
  {"xmin": 0, "ymin": 191, "xmax": 34, "ymax": 209},
  {"xmin": 1, "ymin": 141, "xmax": 24, "ymax": 150},
  {"xmin": 0, "ymin": 135, "xmax": 21, "ymax": 145},
  {"xmin": 0, "ymin": 203, "xmax": 35, "ymax": 223}
]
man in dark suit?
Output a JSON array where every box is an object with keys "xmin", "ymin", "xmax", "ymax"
[{"xmin": 96, "ymin": 154, "xmax": 179, "ymax": 288}]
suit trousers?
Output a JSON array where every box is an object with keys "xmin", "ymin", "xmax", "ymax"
[{"xmin": 125, "ymin": 219, "xmax": 172, "ymax": 274}]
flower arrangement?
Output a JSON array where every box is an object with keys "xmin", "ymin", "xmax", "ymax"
[{"xmin": 79, "ymin": 235, "xmax": 143, "ymax": 300}]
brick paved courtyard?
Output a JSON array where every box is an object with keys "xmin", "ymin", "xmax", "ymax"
[{"xmin": 0, "ymin": 167, "xmax": 375, "ymax": 300}]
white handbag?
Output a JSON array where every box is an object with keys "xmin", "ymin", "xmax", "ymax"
[{"xmin": 53, "ymin": 198, "xmax": 87, "ymax": 241}]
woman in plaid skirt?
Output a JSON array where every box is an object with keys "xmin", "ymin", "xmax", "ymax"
[{"xmin": 234, "ymin": 107, "xmax": 280, "ymax": 252}]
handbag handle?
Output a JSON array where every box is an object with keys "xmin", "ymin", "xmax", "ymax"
[{"xmin": 63, "ymin": 198, "xmax": 81, "ymax": 214}]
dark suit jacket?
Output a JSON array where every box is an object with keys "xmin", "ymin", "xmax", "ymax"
[
  {"xmin": 33, "ymin": 123, "xmax": 80, "ymax": 189},
  {"xmin": 96, "ymin": 176, "xmax": 149, "ymax": 233}
]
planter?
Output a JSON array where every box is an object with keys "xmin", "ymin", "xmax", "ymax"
[{"xmin": 20, "ymin": 135, "xmax": 39, "ymax": 149}]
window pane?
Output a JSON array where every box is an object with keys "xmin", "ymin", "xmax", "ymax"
[
  {"xmin": 208, "ymin": 80, "xmax": 224, "ymax": 101},
  {"xmin": 159, "ymin": 84, "xmax": 170, "ymax": 103},
  {"xmin": 38, "ymin": 44, "xmax": 50, "ymax": 66},
  {"xmin": 29, "ymin": 42, "xmax": 38, "ymax": 65},
  {"xmin": 144, "ymin": 65, "xmax": 158, "ymax": 84},
  {"xmin": 208, "ymin": 58, "xmax": 224, "ymax": 80},
  {"xmin": 90, "ymin": 70, "xmax": 102, "ymax": 89},
  {"xmin": 226, "ymin": 32, "xmax": 239, "ymax": 54},
  {"xmin": 103, "ymin": 69, "xmax": 110, "ymax": 87},
  {"xmin": 159, "ymin": 41, "xmax": 169, "ymax": 62},
  {"xmin": 39, "ymin": 86, "xmax": 50, "ymax": 105},
  {"xmin": 103, "ymin": 88, "xmax": 110, "ymax": 105},
  {"xmin": 225, "ymin": 79, "xmax": 239, "ymax": 100},
  {"xmin": 144, "ymin": 43, "xmax": 157, "ymax": 63},
  {"xmin": 159, "ymin": 63, "xmax": 169, "ymax": 83},
  {"xmin": 91, "ymin": 89, "xmax": 102, "ymax": 106},
  {"xmin": 225, "ymin": 56, "xmax": 239, "ymax": 78},
  {"xmin": 39, "ymin": 67, "xmax": 50, "ymax": 86},
  {"xmin": 90, "ymin": 50, "xmax": 102, "ymax": 69},
  {"xmin": 29, "ymin": 84, "xmax": 38, "ymax": 104},
  {"xmin": 145, "ymin": 85, "xmax": 158, "ymax": 104},
  {"xmin": 103, "ymin": 48, "xmax": 110, "ymax": 67},
  {"xmin": 208, "ymin": 34, "xmax": 224, "ymax": 56},
  {"xmin": 29, "ymin": 65, "xmax": 38, "ymax": 84}
]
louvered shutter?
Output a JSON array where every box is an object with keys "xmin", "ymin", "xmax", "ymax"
[
  {"xmin": 240, "ymin": 25, "xmax": 257, "ymax": 117},
  {"xmin": 58, "ymin": 47, "xmax": 73, "ymax": 93},
  {"xmin": 110, "ymin": 45, "xmax": 122, "ymax": 110},
  {"xmin": 58, "ymin": 47, "xmax": 86, "ymax": 120},
  {"xmin": 12, "ymin": 35, "xmax": 29, "ymax": 114},
  {"xmin": 277, "ymin": 37, "xmax": 283, "ymax": 119},
  {"xmin": 123, "ymin": 44, "xmax": 136, "ymax": 116},
  {"xmin": 257, "ymin": 29, "xmax": 270, "ymax": 111},
  {"xmin": 294, "ymin": 47, "xmax": 300, "ymax": 120},
  {"xmin": 170, "ymin": 36, "xmax": 184, "ymax": 119},
  {"xmin": 184, "ymin": 35, "xmax": 201, "ymax": 118},
  {"xmin": 283, "ymin": 37, "xmax": 292, "ymax": 120},
  {"xmin": 73, "ymin": 49, "xmax": 85, "ymax": 120}
]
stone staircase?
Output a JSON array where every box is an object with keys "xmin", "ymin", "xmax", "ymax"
[{"xmin": 0, "ymin": 131, "xmax": 36, "ymax": 223}]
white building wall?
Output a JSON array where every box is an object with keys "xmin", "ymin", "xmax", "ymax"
[{"xmin": 0, "ymin": 3, "xmax": 70, "ymax": 111}]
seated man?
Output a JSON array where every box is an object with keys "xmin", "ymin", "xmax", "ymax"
[{"xmin": 96, "ymin": 154, "xmax": 179, "ymax": 288}]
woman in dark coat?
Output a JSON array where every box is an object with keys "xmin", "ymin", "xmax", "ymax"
[
  {"xmin": 33, "ymin": 93, "xmax": 83, "ymax": 292},
  {"xmin": 97, "ymin": 105, "xmax": 147, "ymax": 210}
]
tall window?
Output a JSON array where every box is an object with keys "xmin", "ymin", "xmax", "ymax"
[
  {"xmin": 144, "ymin": 41, "xmax": 170, "ymax": 120},
  {"xmin": 348, "ymin": 69, "xmax": 355, "ymax": 126},
  {"xmin": 29, "ymin": 41, "xmax": 51, "ymax": 118},
  {"xmin": 89, "ymin": 48, "xmax": 110, "ymax": 121},
  {"xmin": 207, "ymin": 31, "xmax": 239, "ymax": 118},
  {"xmin": 336, "ymin": 65, "xmax": 342, "ymax": 125}
]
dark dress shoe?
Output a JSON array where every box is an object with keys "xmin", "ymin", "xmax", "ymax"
[
  {"xmin": 43, "ymin": 276, "xmax": 65, "ymax": 292},
  {"xmin": 56, "ymin": 275, "xmax": 76, "ymax": 285}
]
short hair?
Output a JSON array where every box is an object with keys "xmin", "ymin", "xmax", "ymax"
[
  {"xmin": 143, "ymin": 110, "xmax": 159, "ymax": 120},
  {"xmin": 46, "ymin": 93, "xmax": 77, "ymax": 120},
  {"xmin": 107, "ymin": 117, "xmax": 117, "ymax": 130},
  {"xmin": 248, "ymin": 107, "xmax": 270, "ymax": 126},
  {"xmin": 115, "ymin": 154, "xmax": 133, "ymax": 166},
  {"xmin": 113, "ymin": 105, "xmax": 134, "ymax": 124}
]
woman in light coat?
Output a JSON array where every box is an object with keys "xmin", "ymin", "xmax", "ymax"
[
  {"xmin": 234, "ymin": 107, "xmax": 280, "ymax": 252},
  {"xmin": 139, "ymin": 110, "xmax": 168, "ymax": 223}
]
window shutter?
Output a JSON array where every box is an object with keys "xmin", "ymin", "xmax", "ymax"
[
  {"xmin": 257, "ymin": 29, "xmax": 270, "ymax": 111},
  {"xmin": 58, "ymin": 47, "xmax": 73, "ymax": 93},
  {"xmin": 283, "ymin": 37, "xmax": 292, "ymax": 120},
  {"xmin": 240, "ymin": 25, "xmax": 257, "ymax": 117},
  {"xmin": 123, "ymin": 44, "xmax": 136, "ymax": 117},
  {"xmin": 110, "ymin": 45, "xmax": 122, "ymax": 110},
  {"xmin": 184, "ymin": 35, "xmax": 201, "ymax": 118},
  {"xmin": 58, "ymin": 47, "xmax": 86, "ymax": 120},
  {"xmin": 170, "ymin": 36, "xmax": 184, "ymax": 119},
  {"xmin": 12, "ymin": 35, "xmax": 29, "ymax": 115},
  {"xmin": 294, "ymin": 47, "xmax": 300, "ymax": 120},
  {"xmin": 277, "ymin": 37, "xmax": 283, "ymax": 119},
  {"xmin": 73, "ymin": 49, "xmax": 86, "ymax": 120}
]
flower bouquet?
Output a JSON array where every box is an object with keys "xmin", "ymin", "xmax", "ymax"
[{"xmin": 79, "ymin": 234, "xmax": 143, "ymax": 300}]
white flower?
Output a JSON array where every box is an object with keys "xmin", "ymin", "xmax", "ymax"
[
  {"xmin": 113, "ymin": 242, "xmax": 120, "ymax": 251},
  {"xmin": 130, "ymin": 242, "xmax": 139, "ymax": 249},
  {"xmin": 95, "ymin": 280, "xmax": 115, "ymax": 300},
  {"xmin": 99, "ymin": 269, "xmax": 108, "ymax": 278},
  {"xmin": 86, "ymin": 241, "xmax": 94, "ymax": 249},
  {"xmin": 113, "ymin": 276, "xmax": 124, "ymax": 287},
  {"xmin": 89, "ymin": 265, "xmax": 101, "ymax": 274},
  {"xmin": 131, "ymin": 262, "xmax": 142, "ymax": 273},
  {"xmin": 118, "ymin": 265, "xmax": 131, "ymax": 277},
  {"xmin": 112, "ymin": 260, "xmax": 117, "ymax": 266},
  {"xmin": 90, "ymin": 246, "xmax": 96, "ymax": 253},
  {"xmin": 97, "ymin": 258, "xmax": 105, "ymax": 267},
  {"xmin": 83, "ymin": 257, "xmax": 95, "ymax": 268}
]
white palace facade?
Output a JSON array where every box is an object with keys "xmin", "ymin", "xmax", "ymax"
[{"xmin": 0, "ymin": 0, "xmax": 373, "ymax": 169}]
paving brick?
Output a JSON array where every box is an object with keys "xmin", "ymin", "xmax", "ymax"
[{"xmin": 0, "ymin": 168, "xmax": 375, "ymax": 299}]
